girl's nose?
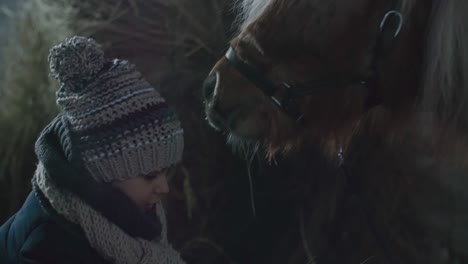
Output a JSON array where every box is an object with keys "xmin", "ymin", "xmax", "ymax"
[{"xmin": 154, "ymin": 174, "xmax": 170, "ymax": 194}]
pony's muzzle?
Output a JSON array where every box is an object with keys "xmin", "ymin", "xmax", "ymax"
[
  {"xmin": 203, "ymin": 71, "xmax": 226, "ymax": 131},
  {"xmin": 203, "ymin": 71, "xmax": 218, "ymax": 101}
]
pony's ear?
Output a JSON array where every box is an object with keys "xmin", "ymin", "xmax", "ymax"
[{"xmin": 421, "ymin": 1, "xmax": 468, "ymax": 128}]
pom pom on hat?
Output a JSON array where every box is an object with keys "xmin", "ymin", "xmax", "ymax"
[{"xmin": 48, "ymin": 36, "xmax": 106, "ymax": 92}]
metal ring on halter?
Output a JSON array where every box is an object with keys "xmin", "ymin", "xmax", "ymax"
[{"xmin": 379, "ymin": 10, "xmax": 403, "ymax": 37}]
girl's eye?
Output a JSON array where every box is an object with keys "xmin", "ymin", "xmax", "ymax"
[
  {"xmin": 143, "ymin": 165, "xmax": 178, "ymax": 181},
  {"xmin": 144, "ymin": 173, "xmax": 159, "ymax": 181}
]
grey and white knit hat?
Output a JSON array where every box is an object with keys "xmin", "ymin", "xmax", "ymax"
[{"xmin": 48, "ymin": 36, "xmax": 184, "ymax": 183}]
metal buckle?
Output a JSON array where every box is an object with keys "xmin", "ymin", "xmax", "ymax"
[{"xmin": 380, "ymin": 10, "xmax": 403, "ymax": 38}]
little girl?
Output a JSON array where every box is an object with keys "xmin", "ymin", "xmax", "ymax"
[{"xmin": 0, "ymin": 36, "xmax": 186, "ymax": 264}]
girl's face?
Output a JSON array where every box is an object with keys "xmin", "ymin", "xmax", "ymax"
[{"xmin": 111, "ymin": 168, "xmax": 174, "ymax": 213}]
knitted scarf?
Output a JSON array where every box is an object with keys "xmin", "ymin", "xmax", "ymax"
[{"xmin": 34, "ymin": 162, "xmax": 186, "ymax": 264}]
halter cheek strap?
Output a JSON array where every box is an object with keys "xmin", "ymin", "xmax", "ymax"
[
  {"xmin": 224, "ymin": 9, "xmax": 403, "ymax": 124},
  {"xmin": 366, "ymin": 9, "xmax": 404, "ymax": 110}
]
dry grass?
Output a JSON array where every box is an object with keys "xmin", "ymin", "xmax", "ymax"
[
  {"xmin": 0, "ymin": 0, "xmax": 242, "ymax": 262},
  {"xmin": 0, "ymin": 0, "xmax": 76, "ymax": 220}
]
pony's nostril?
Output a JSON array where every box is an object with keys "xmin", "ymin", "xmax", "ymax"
[{"xmin": 202, "ymin": 71, "xmax": 218, "ymax": 101}]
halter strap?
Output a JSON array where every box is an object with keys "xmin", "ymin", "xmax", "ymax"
[
  {"xmin": 225, "ymin": 47, "xmax": 306, "ymax": 123},
  {"xmin": 225, "ymin": 5, "xmax": 403, "ymax": 123},
  {"xmin": 366, "ymin": 7, "xmax": 404, "ymax": 109}
]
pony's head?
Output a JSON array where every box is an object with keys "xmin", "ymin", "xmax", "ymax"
[{"xmin": 204, "ymin": 0, "xmax": 468, "ymax": 158}]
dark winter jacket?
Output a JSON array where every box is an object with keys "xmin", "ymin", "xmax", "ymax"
[{"xmin": 0, "ymin": 188, "xmax": 108, "ymax": 264}]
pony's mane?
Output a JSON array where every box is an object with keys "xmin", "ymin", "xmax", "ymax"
[
  {"xmin": 421, "ymin": 0, "xmax": 468, "ymax": 130},
  {"xmin": 234, "ymin": 0, "xmax": 272, "ymax": 31},
  {"xmin": 234, "ymin": 0, "xmax": 413, "ymax": 33}
]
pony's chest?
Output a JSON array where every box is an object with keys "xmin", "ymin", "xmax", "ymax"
[{"xmin": 350, "ymin": 136, "xmax": 468, "ymax": 263}]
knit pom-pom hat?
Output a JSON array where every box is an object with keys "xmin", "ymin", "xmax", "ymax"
[{"xmin": 48, "ymin": 36, "xmax": 184, "ymax": 183}]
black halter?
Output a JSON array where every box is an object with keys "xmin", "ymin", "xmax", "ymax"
[{"xmin": 225, "ymin": 6, "xmax": 403, "ymax": 124}]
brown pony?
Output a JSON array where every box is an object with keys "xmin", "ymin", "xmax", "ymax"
[{"xmin": 204, "ymin": 0, "xmax": 468, "ymax": 263}]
